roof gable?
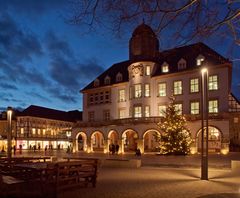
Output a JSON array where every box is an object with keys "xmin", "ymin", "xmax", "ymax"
[{"xmin": 81, "ymin": 42, "xmax": 230, "ymax": 91}]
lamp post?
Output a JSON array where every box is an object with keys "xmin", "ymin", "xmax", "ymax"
[
  {"xmin": 7, "ymin": 106, "xmax": 13, "ymax": 159},
  {"xmin": 201, "ymin": 68, "xmax": 209, "ymax": 180}
]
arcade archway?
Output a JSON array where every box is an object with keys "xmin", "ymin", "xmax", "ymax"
[
  {"xmin": 122, "ymin": 129, "xmax": 138, "ymax": 152},
  {"xmin": 197, "ymin": 126, "xmax": 222, "ymax": 152},
  {"xmin": 91, "ymin": 131, "xmax": 104, "ymax": 152},
  {"xmin": 143, "ymin": 130, "xmax": 160, "ymax": 152},
  {"xmin": 76, "ymin": 132, "xmax": 87, "ymax": 151}
]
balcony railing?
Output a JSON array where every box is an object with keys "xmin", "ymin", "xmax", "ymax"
[
  {"xmin": 16, "ymin": 134, "xmax": 69, "ymax": 140},
  {"xmin": 75, "ymin": 117, "xmax": 163, "ymax": 127},
  {"xmin": 75, "ymin": 112, "xmax": 230, "ymax": 128}
]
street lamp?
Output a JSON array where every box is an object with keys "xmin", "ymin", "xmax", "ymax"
[
  {"xmin": 7, "ymin": 106, "xmax": 13, "ymax": 159},
  {"xmin": 201, "ymin": 68, "xmax": 209, "ymax": 180}
]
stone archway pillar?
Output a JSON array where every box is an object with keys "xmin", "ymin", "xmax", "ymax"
[
  {"xmin": 221, "ymin": 138, "xmax": 230, "ymax": 155},
  {"xmin": 107, "ymin": 139, "xmax": 111, "ymax": 153},
  {"xmin": 104, "ymin": 139, "xmax": 108, "ymax": 153},
  {"xmin": 87, "ymin": 139, "xmax": 92, "ymax": 153},
  {"xmin": 72, "ymin": 138, "xmax": 77, "ymax": 153},
  {"xmin": 118, "ymin": 139, "xmax": 124, "ymax": 154},
  {"xmin": 136, "ymin": 138, "xmax": 144, "ymax": 153},
  {"xmin": 190, "ymin": 139, "xmax": 197, "ymax": 154}
]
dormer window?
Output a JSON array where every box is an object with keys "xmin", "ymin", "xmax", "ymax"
[
  {"xmin": 146, "ymin": 65, "xmax": 151, "ymax": 76},
  {"xmin": 196, "ymin": 54, "xmax": 205, "ymax": 66},
  {"xmin": 116, "ymin": 72, "xmax": 123, "ymax": 82},
  {"xmin": 104, "ymin": 76, "xmax": 111, "ymax": 85},
  {"xmin": 178, "ymin": 58, "xmax": 186, "ymax": 70},
  {"xmin": 162, "ymin": 62, "xmax": 169, "ymax": 73},
  {"xmin": 94, "ymin": 79, "xmax": 99, "ymax": 87}
]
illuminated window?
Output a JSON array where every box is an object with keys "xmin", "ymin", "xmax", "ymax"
[
  {"xmin": 209, "ymin": 100, "xmax": 218, "ymax": 113},
  {"xmin": 103, "ymin": 110, "xmax": 110, "ymax": 121},
  {"xmin": 20, "ymin": 128, "xmax": 24, "ymax": 134},
  {"xmin": 174, "ymin": 81, "xmax": 182, "ymax": 95},
  {"xmin": 88, "ymin": 111, "xmax": 95, "ymax": 121},
  {"xmin": 43, "ymin": 129, "xmax": 46, "ymax": 135},
  {"xmin": 162, "ymin": 64, "xmax": 169, "ymax": 73},
  {"xmin": 190, "ymin": 78, "xmax": 199, "ymax": 93},
  {"xmin": 134, "ymin": 106, "xmax": 142, "ymax": 118},
  {"xmin": 158, "ymin": 105, "xmax": 166, "ymax": 117},
  {"xmin": 191, "ymin": 101, "xmax": 200, "ymax": 115},
  {"xmin": 208, "ymin": 127, "xmax": 220, "ymax": 140},
  {"xmin": 174, "ymin": 103, "xmax": 183, "ymax": 115},
  {"xmin": 38, "ymin": 129, "xmax": 41, "ymax": 135},
  {"xmin": 118, "ymin": 89, "xmax": 126, "ymax": 102},
  {"xmin": 196, "ymin": 54, "xmax": 205, "ymax": 66},
  {"xmin": 145, "ymin": 106, "xmax": 150, "ymax": 117},
  {"xmin": 119, "ymin": 109, "xmax": 125, "ymax": 119},
  {"xmin": 32, "ymin": 128, "xmax": 36, "ymax": 135},
  {"xmin": 234, "ymin": 117, "xmax": 239, "ymax": 123},
  {"xmin": 146, "ymin": 66, "xmax": 151, "ymax": 76},
  {"xmin": 144, "ymin": 84, "xmax": 150, "ymax": 97},
  {"xmin": 134, "ymin": 84, "xmax": 142, "ymax": 98},
  {"xmin": 158, "ymin": 83, "xmax": 166, "ymax": 96},
  {"xmin": 208, "ymin": 75, "xmax": 218, "ymax": 90}
]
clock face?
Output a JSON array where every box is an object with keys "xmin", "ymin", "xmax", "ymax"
[{"xmin": 131, "ymin": 64, "xmax": 143, "ymax": 77}]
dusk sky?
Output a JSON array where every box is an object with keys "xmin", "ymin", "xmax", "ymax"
[{"xmin": 0, "ymin": 0, "xmax": 240, "ymax": 112}]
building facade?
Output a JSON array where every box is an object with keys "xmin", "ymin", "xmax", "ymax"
[
  {"xmin": 0, "ymin": 105, "xmax": 82, "ymax": 151},
  {"xmin": 71, "ymin": 23, "xmax": 238, "ymax": 154}
]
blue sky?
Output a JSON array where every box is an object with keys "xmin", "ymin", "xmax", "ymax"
[{"xmin": 0, "ymin": 0, "xmax": 239, "ymax": 112}]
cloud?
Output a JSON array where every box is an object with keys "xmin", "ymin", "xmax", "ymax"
[
  {"xmin": 0, "ymin": 0, "xmax": 67, "ymax": 16},
  {"xmin": 25, "ymin": 91, "xmax": 51, "ymax": 103},
  {"xmin": 45, "ymin": 31, "xmax": 104, "ymax": 99},
  {"xmin": 45, "ymin": 31, "xmax": 73, "ymax": 58},
  {"xmin": 0, "ymin": 13, "xmax": 50, "ymax": 88},
  {"xmin": 0, "ymin": 13, "xmax": 43, "ymax": 62},
  {"xmin": 47, "ymin": 87, "xmax": 78, "ymax": 103},
  {"xmin": 0, "ymin": 82, "xmax": 18, "ymax": 90}
]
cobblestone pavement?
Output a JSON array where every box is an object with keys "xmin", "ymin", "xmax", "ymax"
[
  {"xmin": 58, "ymin": 167, "xmax": 240, "ymax": 198},
  {"xmin": 15, "ymin": 150, "xmax": 240, "ymax": 168},
  {"xmin": 6, "ymin": 150, "xmax": 240, "ymax": 198}
]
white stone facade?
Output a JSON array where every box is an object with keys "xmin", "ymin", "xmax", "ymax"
[{"xmin": 73, "ymin": 24, "xmax": 232, "ymax": 154}]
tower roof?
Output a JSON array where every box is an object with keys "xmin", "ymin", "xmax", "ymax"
[{"xmin": 132, "ymin": 23, "xmax": 155, "ymax": 37}]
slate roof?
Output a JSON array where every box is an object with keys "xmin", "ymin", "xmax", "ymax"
[
  {"xmin": 81, "ymin": 42, "xmax": 230, "ymax": 92},
  {"xmin": 19, "ymin": 105, "xmax": 82, "ymax": 122}
]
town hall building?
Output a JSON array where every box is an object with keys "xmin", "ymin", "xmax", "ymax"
[{"xmin": 72, "ymin": 23, "xmax": 240, "ymax": 154}]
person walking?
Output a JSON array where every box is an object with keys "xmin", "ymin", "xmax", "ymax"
[{"xmin": 115, "ymin": 144, "xmax": 119, "ymax": 154}]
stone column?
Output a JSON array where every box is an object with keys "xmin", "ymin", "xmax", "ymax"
[
  {"xmin": 87, "ymin": 139, "xmax": 92, "ymax": 153},
  {"xmin": 221, "ymin": 138, "xmax": 230, "ymax": 155},
  {"xmin": 107, "ymin": 139, "xmax": 111, "ymax": 154},
  {"xmin": 104, "ymin": 139, "xmax": 108, "ymax": 153},
  {"xmin": 118, "ymin": 139, "xmax": 124, "ymax": 154},
  {"xmin": 72, "ymin": 139, "xmax": 77, "ymax": 153},
  {"xmin": 136, "ymin": 138, "xmax": 144, "ymax": 153}
]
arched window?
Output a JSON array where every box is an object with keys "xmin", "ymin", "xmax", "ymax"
[
  {"xmin": 104, "ymin": 76, "xmax": 111, "ymax": 85},
  {"xmin": 196, "ymin": 54, "xmax": 205, "ymax": 66},
  {"xmin": 161, "ymin": 62, "xmax": 169, "ymax": 73},
  {"xmin": 178, "ymin": 58, "xmax": 186, "ymax": 70},
  {"xmin": 116, "ymin": 72, "xmax": 123, "ymax": 82}
]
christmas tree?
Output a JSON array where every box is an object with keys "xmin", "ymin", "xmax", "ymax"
[{"xmin": 156, "ymin": 96, "xmax": 192, "ymax": 155}]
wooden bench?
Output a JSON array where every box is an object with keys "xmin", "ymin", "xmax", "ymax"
[
  {"xmin": 0, "ymin": 156, "xmax": 51, "ymax": 164},
  {"xmin": 40, "ymin": 159, "xmax": 99, "ymax": 196}
]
